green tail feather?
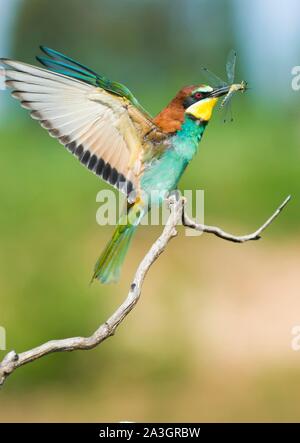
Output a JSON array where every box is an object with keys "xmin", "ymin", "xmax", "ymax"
[{"xmin": 92, "ymin": 223, "xmax": 136, "ymax": 284}]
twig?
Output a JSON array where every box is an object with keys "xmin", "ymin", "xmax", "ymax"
[
  {"xmin": 0, "ymin": 195, "xmax": 183, "ymax": 386},
  {"xmin": 182, "ymin": 195, "xmax": 291, "ymax": 243}
]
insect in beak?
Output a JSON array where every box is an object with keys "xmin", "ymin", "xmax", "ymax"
[
  {"xmin": 220, "ymin": 80, "xmax": 248, "ymax": 108},
  {"xmin": 201, "ymin": 51, "xmax": 248, "ymax": 123}
]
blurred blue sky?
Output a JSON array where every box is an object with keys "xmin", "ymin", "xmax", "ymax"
[{"xmin": 233, "ymin": 0, "xmax": 300, "ymax": 102}]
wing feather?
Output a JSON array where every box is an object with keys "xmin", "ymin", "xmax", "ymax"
[{"xmin": 1, "ymin": 58, "xmax": 162, "ymax": 195}]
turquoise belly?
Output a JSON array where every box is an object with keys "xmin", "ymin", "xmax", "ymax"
[{"xmin": 140, "ymin": 149, "xmax": 188, "ymax": 204}]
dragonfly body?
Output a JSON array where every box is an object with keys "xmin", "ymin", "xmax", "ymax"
[
  {"xmin": 221, "ymin": 80, "xmax": 247, "ymax": 108},
  {"xmin": 1, "ymin": 47, "xmax": 240, "ymax": 284}
]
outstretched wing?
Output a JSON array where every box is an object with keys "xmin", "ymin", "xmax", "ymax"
[{"xmin": 1, "ymin": 49, "xmax": 159, "ymax": 196}]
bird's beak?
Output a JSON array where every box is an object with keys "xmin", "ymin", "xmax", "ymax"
[
  {"xmin": 210, "ymin": 85, "xmax": 230, "ymax": 98},
  {"xmin": 186, "ymin": 97, "xmax": 218, "ymax": 121}
]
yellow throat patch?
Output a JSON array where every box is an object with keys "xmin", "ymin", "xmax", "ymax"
[{"xmin": 186, "ymin": 97, "xmax": 218, "ymax": 121}]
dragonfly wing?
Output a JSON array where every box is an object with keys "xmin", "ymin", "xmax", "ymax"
[
  {"xmin": 226, "ymin": 49, "xmax": 237, "ymax": 85},
  {"xmin": 201, "ymin": 67, "xmax": 227, "ymax": 88}
]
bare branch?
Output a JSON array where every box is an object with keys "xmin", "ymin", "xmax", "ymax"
[
  {"xmin": 0, "ymin": 195, "xmax": 183, "ymax": 386},
  {"xmin": 182, "ymin": 195, "xmax": 291, "ymax": 243},
  {"xmin": 0, "ymin": 194, "xmax": 290, "ymax": 386}
]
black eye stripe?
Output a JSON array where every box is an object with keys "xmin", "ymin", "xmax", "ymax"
[
  {"xmin": 183, "ymin": 96, "xmax": 195, "ymax": 109},
  {"xmin": 183, "ymin": 90, "xmax": 211, "ymax": 109}
]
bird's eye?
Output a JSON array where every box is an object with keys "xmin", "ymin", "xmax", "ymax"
[{"xmin": 194, "ymin": 92, "xmax": 202, "ymax": 100}]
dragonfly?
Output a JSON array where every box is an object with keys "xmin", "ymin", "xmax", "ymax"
[{"xmin": 201, "ymin": 50, "xmax": 247, "ymax": 121}]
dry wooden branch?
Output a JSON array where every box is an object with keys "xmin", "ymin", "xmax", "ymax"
[
  {"xmin": 183, "ymin": 195, "xmax": 291, "ymax": 243},
  {"xmin": 0, "ymin": 194, "xmax": 290, "ymax": 386},
  {"xmin": 0, "ymin": 195, "xmax": 183, "ymax": 386}
]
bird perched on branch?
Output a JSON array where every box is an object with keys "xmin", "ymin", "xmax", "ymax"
[{"xmin": 1, "ymin": 47, "xmax": 236, "ymax": 284}]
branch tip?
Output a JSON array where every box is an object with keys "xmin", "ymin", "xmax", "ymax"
[{"xmin": 182, "ymin": 194, "xmax": 290, "ymax": 243}]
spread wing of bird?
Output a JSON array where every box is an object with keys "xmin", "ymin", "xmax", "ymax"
[{"xmin": 0, "ymin": 46, "xmax": 164, "ymax": 197}]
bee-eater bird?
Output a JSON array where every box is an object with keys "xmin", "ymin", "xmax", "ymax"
[{"xmin": 1, "ymin": 47, "xmax": 233, "ymax": 284}]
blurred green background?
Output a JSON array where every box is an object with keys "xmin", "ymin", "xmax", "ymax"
[{"xmin": 1, "ymin": 0, "xmax": 300, "ymax": 422}]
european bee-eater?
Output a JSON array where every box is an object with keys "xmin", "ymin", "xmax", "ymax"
[{"xmin": 1, "ymin": 47, "xmax": 235, "ymax": 284}]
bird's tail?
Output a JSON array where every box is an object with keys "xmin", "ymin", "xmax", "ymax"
[
  {"xmin": 92, "ymin": 200, "xmax": 147, "ymax": 284},
  {"xmin": 92, "ymin": 222, "xmax": 136, "ymax": 284}
]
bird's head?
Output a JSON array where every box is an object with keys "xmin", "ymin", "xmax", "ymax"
[
  {"xmin": 183, "ymin": 84, "xmax": 230, "ymax": 121},
  {"xmin": 154, "ymin": 84, "xmax": 230, "ymax": 133}
]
